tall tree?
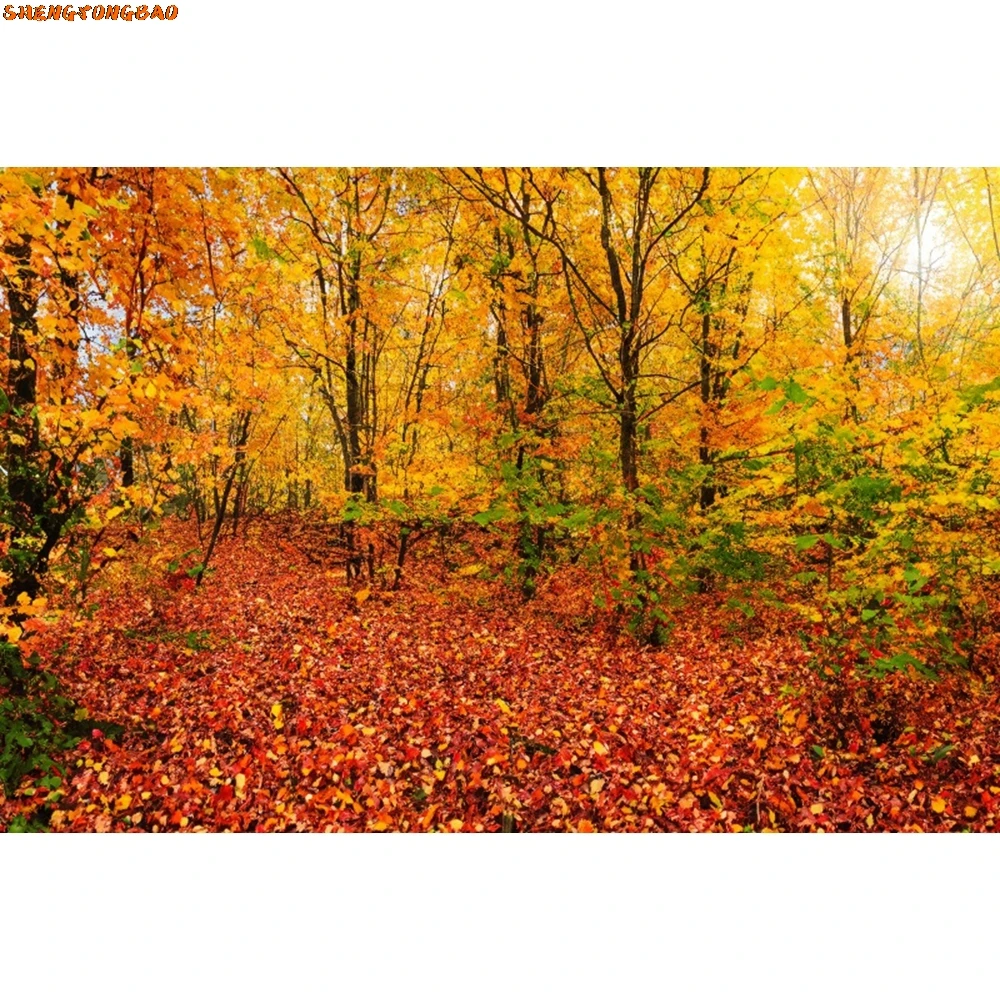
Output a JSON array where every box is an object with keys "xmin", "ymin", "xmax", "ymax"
[{"xmin": 457, "ymin": 167, "xmax": 710, "ymax": 571}]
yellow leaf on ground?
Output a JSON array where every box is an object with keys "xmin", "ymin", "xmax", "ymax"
[
  {"xmin": 495, "ymin": 698, "xmax": 511, "ymax": 715},
  {"xmin": 457, "ymin": 563, "xmax": 484, "ymax": 577},
  {"xmin": 354, "ymin": 588, "xmax": 371, "ymax": 604},
  {"xmin": 931, "ymin": 797, "xmax": 946, "ymax": 814},
  {"xmin": 810, "ymin": 802, "xmax": 824, "ymax": 815},
  {"xmin": 592, "ymin": 741, "xmax": 609, "ymax": 756},
  {"xmin": 964, "ymin": 805, "xmax": 978, "ymax": 819}
]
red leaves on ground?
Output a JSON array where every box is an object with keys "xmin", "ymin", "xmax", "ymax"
[{"xmin": 3, "ymin": 519, "xmax": 1000, "ymax": 832}]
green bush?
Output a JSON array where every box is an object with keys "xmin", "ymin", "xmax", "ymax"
[{"xmin": 0, "ymin": 641, "xmax": 81, "ymax": 802}]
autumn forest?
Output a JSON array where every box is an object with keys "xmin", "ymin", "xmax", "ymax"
[{"xmin": 3, "ymin": 166, "xmax": 1000, "ymax": 832}]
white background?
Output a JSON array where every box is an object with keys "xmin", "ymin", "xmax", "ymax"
[
  {"xmin": 3, "ymin": 0, "xmax": 999, "ymax": 165},
  {"xmin": 2, "ymin": 2, "xmax": 999, "ymax": 996}
]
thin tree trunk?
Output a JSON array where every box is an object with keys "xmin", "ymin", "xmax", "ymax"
[{"xmin": 195, "ymin": 413, "xmax": 251, "ymax": 588}]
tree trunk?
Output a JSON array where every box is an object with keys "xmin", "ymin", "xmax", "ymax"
[
  {"xmin": 2, "ymin": 236, "xmax": 45, "ymax": 603},
  {"xmin": 699, "ymin": 313, "xmax": 717, "ymax": 512},
  {"xmin": 120, "ymin": 337, "xmax": 139, "ymax": 488}
]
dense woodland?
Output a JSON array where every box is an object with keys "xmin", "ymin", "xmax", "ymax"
[{"xmin": 4, "ymin": 166, "xmax": 1000, "ymax": 832}]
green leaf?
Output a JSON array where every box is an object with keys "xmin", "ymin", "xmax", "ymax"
[
  {"xmin": 785, "ymin": 380, "xmax": 811, "ymax": 405},
  {"xmin": 561, "ymin": 509, "xmax": 590, "ymax": 530},
  {"xmin": 472, "ymin": 506, "xmax": 508, "ymax": 527},
  {"xmin": 870, "ymin": 652, "xmax": 936, "ymax": 679},
  {"xmin": 960, "ymin": 376, "xmax": 1000, "ymax": 407},
  {"xmin": 251, "ymin": 236, "xmax": 278, "ymax": 261},
  {"xmin": 795, "ymin": 534, "xmax": 821, "ymax": 552},
  {"xmin": 342, "ymin": 498, "xmax": 367, "ymax": 522}
]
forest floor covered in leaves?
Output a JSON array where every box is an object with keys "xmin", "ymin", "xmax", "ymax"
[{"xmin": 4, "ymin": 517, "xmax": 1000, "ymax": 833}]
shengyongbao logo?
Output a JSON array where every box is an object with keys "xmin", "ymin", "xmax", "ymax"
[{"xmin": 4, "ymin": 4, "xmax": 177, "ymax": 18}]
